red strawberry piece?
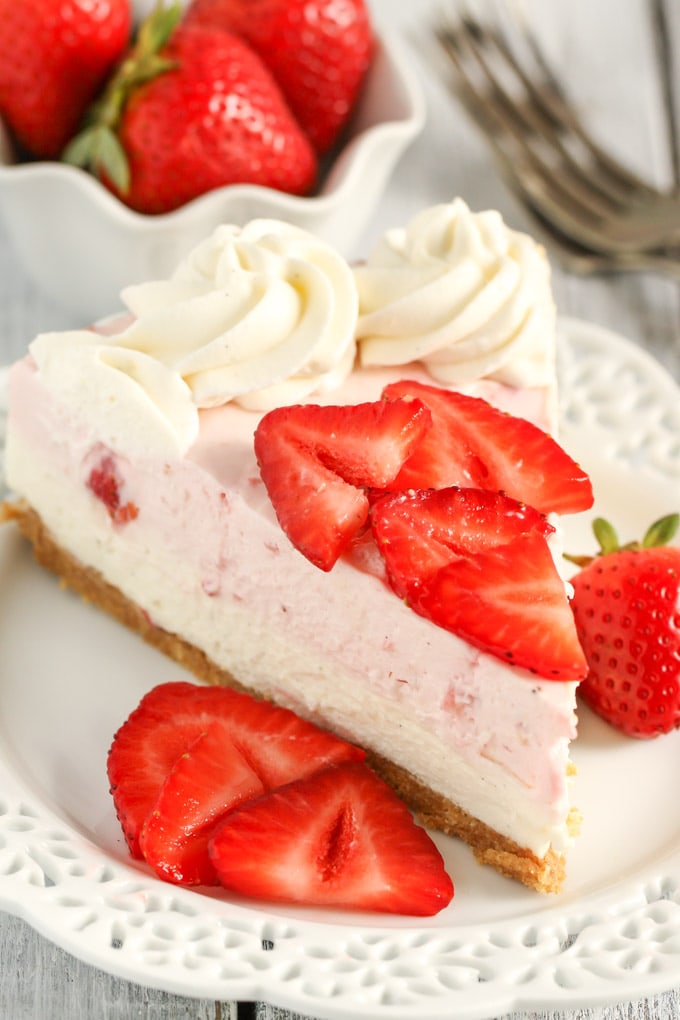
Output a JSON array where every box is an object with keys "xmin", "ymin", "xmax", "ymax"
[
  {"xmin": 140, "ymin": 721, "xmax": 265, "ymax": 886},
  {"xmin": 371, "ymin": 487, "xmax": 587, "ymax": 681},
  {"xmin": 66, "ymin": 14, "xmax": 318, "ymax": 214},
  {"xmin": 254, "ymin": 399, "xmax": 432, "ymax": 571},
  {"xmin": 87, "ymin": 452, "xmax": 139, "ymax": 525},
  {"xmin": 0, "ymin": 0, "xmax": 131, "ymax": 158},
  {"xmin": 184, "ymin": 0, "xmax": 375, "ymax": 154},
  {"xmin": 107, "ymin": 681, "xmax": 363, "ymax": 858},
  {"xmin": 371, "ymin": 485, "xmax": 554, "ymax": 600},
  {"xmin": 569, "ymin": 515, "xmax": 680, "ymax": 737},
  {"xmin": 209, "ymin": 761, "xmax": 454, "ymax": 915},
  {"xmin": 382, "ymin": 379, "xmax": 594, "ymax": 515}
]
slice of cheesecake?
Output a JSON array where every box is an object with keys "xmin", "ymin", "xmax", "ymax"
[{"xmin": 2, "ymin": 202, "xmax": 589, "ymax": 893}]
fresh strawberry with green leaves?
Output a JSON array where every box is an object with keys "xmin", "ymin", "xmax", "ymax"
[
  {"xmin": 184, "ymin": 0, "xmax": 375, "ymax": 154},
  {"xmin": 370, "ymin": 486, "xmax": 588, "ymax": 681},
  {"xmin": 209, "ymin": 761, "xmax": 454, "ymax": 915},
  {"xmin": 254, "ymin": 398, "xmax": 432, "ymax": 571},
  {"xmin": 107, "ymin": 681, "xmax": 363, "ymax": 859},
  {"xmin": 568, "ymin": 514, "xmax": 680, "ymax": 738},
  {"xmin": 0, "ymin": 0, "xmax": 131, "ymax": 158},
  {"xmin": 64, "ymin": 7, "xmax": 317, "ymax": 213},
  {"xmin": 381, "ymin": 379, "xmax": 594, "ymax": 515}
]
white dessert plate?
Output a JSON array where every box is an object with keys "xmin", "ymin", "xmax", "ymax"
[{"xmin": 0, "ymin": 318, "xmax": 679, "ymax": 1020}]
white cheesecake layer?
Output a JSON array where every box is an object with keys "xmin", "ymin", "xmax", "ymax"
[{"xmin": 6, "ymin": 356, "xmax": 577, "ymax": 857}]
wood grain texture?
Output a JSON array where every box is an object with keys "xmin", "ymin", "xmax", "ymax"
[
  {"xmin": 0, "ymin": 0, "xmax": 679, "ymax": 1018},
  {"xmin": 0, "ymin": 914, "xmax": 237, "ymax": 1019}
]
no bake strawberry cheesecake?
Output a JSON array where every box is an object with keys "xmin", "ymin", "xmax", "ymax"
[{"xmin": 2, "ymin": 198, "xmax": 592, "ymax": 893}]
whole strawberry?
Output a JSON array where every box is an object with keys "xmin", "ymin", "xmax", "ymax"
[
  {"xmin": 0, "ymin": 0, "xmax": 131, "ymax": 158},
  {"xmin": 184, "ymin": 0, "xmax": 375, "ymax": 154},
  {"xmin": 65, "ymin": 7, "xmax": 317, "ymax": 213},
  {"xmin": 569, "ymin": 514, "xmax": 680, "ymax": 738}
]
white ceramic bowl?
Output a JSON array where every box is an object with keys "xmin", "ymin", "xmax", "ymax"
[{"xmin": 0, "ymin": 33, "xmax": 424, "ymax": 322}]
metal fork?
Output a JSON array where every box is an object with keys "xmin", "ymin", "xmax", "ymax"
[
  {"xmin": 514, "ymin": 202, "xmax": 680, "ymax": 280},
  {"xmin": 434, "ymin": 3, "xmax": 680, "ymax": 259}
]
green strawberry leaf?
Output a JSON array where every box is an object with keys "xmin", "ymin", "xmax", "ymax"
[
  {"xmin": 138, "ymin": 1, "xmax": 184, "ymax": 55},
  {"xmin": 566, "ymin": 511, "xmax": 680, "ymax": 567},
  {"xmin": 60, "ymin": 1, "xmax": 183, "ymax": 190},
  {"xmin": 642, "ymin": 513, "xmax": 680, "ymax": 549},
  {"xmin": 62, "ymin": 125, "xmax": 130, "ymax": 193}
]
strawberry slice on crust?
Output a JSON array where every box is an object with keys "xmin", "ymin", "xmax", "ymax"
[
  {"xmin": 371, "ymin": 488, "xmax": 587, "ymax": 681},
  {"xmin": 209, "ymin": 761, "xmax": 454, "ymax": 915},
  {"xmin": 382, "ymin": 379, "xmax": 593, "ymax": 515},
  {"xmin": 107, "ymin": 681, "xmax": 364, "ymax": 859},
  {"xmin": 254, "ymin": 399, "xmax": 432, "ymax": 571}
]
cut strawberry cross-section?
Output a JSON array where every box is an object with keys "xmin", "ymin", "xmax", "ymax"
[
  {"xmin": 254, "ymin": 399, "xmax": 432, "ymax": 571},
  {"xmin": 140, "ymin": 720, "xmax": 265, "ymax": 886},
  {"xmin": 108, "ymin": 683, "xmax": 454, "ymax": 913},
  {"xmin": 371, "ymin": 487, "xmax": 588, "ymax": 681},
  {"xmin": 107, "ymin": 681, "xmax": 363, "ymax": 860},
  {"xmin": 382, "ymin": 379, "xmax": 593, "ymax": 515},
  {"xmin": 209, "ymin": 761, "xmax": 454, "ymax": 915}
]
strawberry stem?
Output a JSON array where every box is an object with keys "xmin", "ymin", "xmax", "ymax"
[
  {"xmin": 565, "ymin": 512, "xmax": 679, "ymax": 567},
  {"xmin": 61, "ymin": 1, "xmax": 183, "ymax": 193}
]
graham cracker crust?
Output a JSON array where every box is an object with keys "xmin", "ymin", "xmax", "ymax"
[{"xmin": 3, "ymin": 498, "xmax": 571, "ymax": 893}]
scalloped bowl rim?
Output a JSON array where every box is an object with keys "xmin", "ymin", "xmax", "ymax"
[{"xmin": 0, "ymin": 32, "xmax": 425, "ymax": 234}]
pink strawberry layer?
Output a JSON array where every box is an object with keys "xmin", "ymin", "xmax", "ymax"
[{"xmin": 6, "ymin": 355, "xmax": 576, "ymax": 858}]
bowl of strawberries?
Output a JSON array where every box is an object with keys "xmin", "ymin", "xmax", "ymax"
[{"xmin": 0, "ymin": 0, "xmax": 424, "ymax": 321}]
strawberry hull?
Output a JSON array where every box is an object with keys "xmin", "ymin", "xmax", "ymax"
[{"xmin": 5, "ymin": 353, "xmax": 578, "ymax": 883}]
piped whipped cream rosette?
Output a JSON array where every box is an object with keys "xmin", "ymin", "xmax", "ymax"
[
  {"xmin": 118, "ymin": 220, "xmax": 358, "ymax": 410},
  {"xmin": 29, "ymin": 220, "xmax": 358, "ymax": 457},
  {"xmin": 27, "ymin": 202, "xmax": 556, "ymax": 462},
  {"xmin": 29, "ymin": 330, "xmax": 199, "ymax": 459},
  {"xmin": 353, "ymin": 198, "xmax": 556, "ymax": 388}
]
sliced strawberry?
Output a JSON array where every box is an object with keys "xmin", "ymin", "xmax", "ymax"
[
  {"xmin": 209, "ymin": 762, "xmax": 454, "ymax": 915},
  {"xmin": 382, "ymin": 379, "xmax": 593, "ymax": 515},
  {"xmin": 107, "ymin": 681, "xmax": 363, "ymax": 858},
  {"xmin": 140, "ymin": 721, "xmax": 265, "ymax": 885},
  {"xmin": 370, "ymin": 486, "xmax": 553, "ymax": 601},
  {"xmin": 254, "ymin": 399, "xmax": 432, "ymax": 571},
  {"xmin": 425, "ymin": 533, "xmax": 588, "ymax": 681},
  {"xmin": 371, "ymin": 488, "xmax": 587, "ymax": 681}
]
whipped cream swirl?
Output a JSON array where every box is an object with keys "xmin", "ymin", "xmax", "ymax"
[
  {"xmin": 30, "ymin": 220, "xmax": 358, "ymax": 456},
  {"xmin": 30, "ymin": 329, "xmax": 199, "ymax": 458},
  {"xmin": 354, "ymin": 198, "xmax": 556, "ymax": 386},
  {"xmin": 117, "ymin": 219, "xmax": 358, "ymax": 411}
]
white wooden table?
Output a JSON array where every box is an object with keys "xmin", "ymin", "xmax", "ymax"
[{"xmin": 1, "ymin": 1, "xmax": 679, "ymax": 1018}]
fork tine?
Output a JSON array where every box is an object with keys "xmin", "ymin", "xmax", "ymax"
[
  {"xmin": 499, "ymin": 185, "xmax": 680, "ymax": 281},
  {"xmin": 436, "ymin": 15, "xmax": 668, "ymax": 255},
  {"xmin": 438, "ymin": 10, "xmax": 654, "ymax": 224},
  {"xmin": 435, "ymin": 7, "xmax": 680, "ymax": 253},
  {"xmin": 436, "ymin": 15, "xmax": 631, "ymax": 225},
  {"xmin": 501, "ymin": 0, "xmax": 663, "ymax": 204},
  {"xmin": 435, "ymin": 4, "xmax": 680, "ymax": 255}
]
